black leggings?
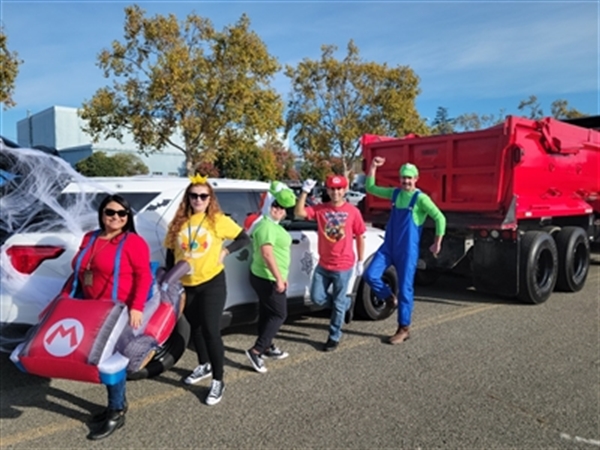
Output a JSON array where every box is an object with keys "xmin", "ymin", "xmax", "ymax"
[
  {"xmin": 184, "ymin": 271, "xmax": 226, "ymax": 381},
  {"xmin": 249, "ymin": 272, "xmax": 288, "ymax": 354}
]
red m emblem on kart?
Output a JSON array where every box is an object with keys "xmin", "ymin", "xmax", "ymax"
[{"xmin": 43, "ymin": 319, "xmax": 84, "ymax": 357}]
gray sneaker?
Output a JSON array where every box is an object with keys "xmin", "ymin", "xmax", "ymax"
[
  {"xmin": 262, "ymin": 344, "xmax": 289, "ymax": 360},
  {"xmin": 205, "ymin": 380, "xmax": 224, "ymax": 406},
  {"xmin": 245, "ymin": 349, "xmax": 267, "ymax": 373},
  {"xmin": 184, "ymin": 363, "xmax": 212, "ymax": 385}
]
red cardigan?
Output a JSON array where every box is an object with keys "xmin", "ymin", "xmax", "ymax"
[{"xmin": 63, "ymin": 231, "xmax": 153, "ymax": 312}]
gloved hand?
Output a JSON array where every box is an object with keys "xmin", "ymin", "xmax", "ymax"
[
  {"xmin": 302, "ymin": 179, "xmax": 317, "ymax": 193},
  {"xmin": 355, "ymin": 261, "xmax": 364, "ymax": 277}
]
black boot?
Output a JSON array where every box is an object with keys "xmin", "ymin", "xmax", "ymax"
[
  {"xmin": 89, "ymin": 400, "xmax": 128, "ymax": 423},
  {"xmin": 87, "ymin": 409, "xmax": 125, "ymax": 440}
]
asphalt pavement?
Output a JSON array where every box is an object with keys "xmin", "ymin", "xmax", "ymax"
[{"xmin": 1, "ymin": 258, "xmax": 598, "ymax": 449}]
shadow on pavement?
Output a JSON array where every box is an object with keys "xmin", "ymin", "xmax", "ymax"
[
  {"xmin": 0, "ymin": 353, "xmax": 101, "ymax": 424},
  {"xmin": 414, "ymin": 274, "xmax": 522, "ymax": 306}
]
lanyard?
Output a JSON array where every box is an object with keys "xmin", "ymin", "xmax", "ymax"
[
  {"xmin": 71, "ymin": 231, "xmax": 128, "ymax": 300},
  {"xmin": 187, "ymin": 214, "xmax": 207, "ymax": 253}
]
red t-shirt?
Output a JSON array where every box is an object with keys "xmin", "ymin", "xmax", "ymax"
[
  {"xmin": 305, "ymin": 202, "xmax": 366, "ymax": 271},
  {"xmin": 63, "ymin": 231, "xmax": 153, "ymax": 312}
]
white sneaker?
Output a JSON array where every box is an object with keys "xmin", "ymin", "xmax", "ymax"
[
  {"xmin": 184, "ymin": 363, "xmax": 212, "ymax": 385},
  {"xmin": 205, "ymin": 380, "xmax": 225, "ymax": 406}
]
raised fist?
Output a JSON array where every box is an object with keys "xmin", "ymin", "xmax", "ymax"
[{"xmin": 372, "ymin": 156, "xmax": 386, "ymax": 167}]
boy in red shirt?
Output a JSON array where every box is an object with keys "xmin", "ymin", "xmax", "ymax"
[{"xmin": 294, "ymin": 175, "xmax": 366, "ymax": 351}]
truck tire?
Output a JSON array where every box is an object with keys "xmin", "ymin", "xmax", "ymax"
[
  {"xmin": 541, "ymin": 225, "xmax": 561, "ymax": 237},
  {"xmin": 127, "ymin": 315, "xmax": 191, "ymax": 380},
  {"xmin": 517, "ymin": 231, "xmax": 558, "ymax": 304},
  {"xmin": 555, "ymin": 227, "xmax": 590, "ymax": 292},
  {"xmin": 355, "ymin": 266, "xmax": 398, "ymax": 320}
]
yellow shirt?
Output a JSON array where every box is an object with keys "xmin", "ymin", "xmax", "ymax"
[{"xmin": 165, "ymin": 212, "xmax": 242, "ymax": 286}]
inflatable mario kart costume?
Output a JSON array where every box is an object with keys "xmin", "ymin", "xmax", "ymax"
[{"xmin": 10, "ymin": 237, "xmax": 189, "ymax": 385}]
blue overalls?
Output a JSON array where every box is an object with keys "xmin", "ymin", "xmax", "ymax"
[{"xmin": 363, "ymin": 189, "xmax": 422, "ymax": 327}]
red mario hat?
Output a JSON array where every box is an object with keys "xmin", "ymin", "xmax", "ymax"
[{"xmin": 325, "ymin": 175, "xmax": 348, "ymax": 189}]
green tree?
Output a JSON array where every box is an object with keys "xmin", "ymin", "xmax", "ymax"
[
  {"xmin": 550, "ymin": 99, "xmax": 585, "ymax": 119},
  {"xmin": 75, "ymin": 151, "xmax": 149, "ymax": 176},
  {"xmin": 215, "ymin": 145, "xmax": 277, "ymax": 180},
  {"xmin": 0, "ymin": 27, "xmax": 22, "ymax": 109},
  {"xmin": 299, "ymin": 153, "xmax": 344, "ymax": 182},
  {"xmin": 453, "ymin": 98, "xmax": 587, "ymax": 132},
  {"xmin": 260, "ymin": 137, "xmax": 298, "ymax": 180},
  {"xmin": 285, "ymin": 40, "xmax": 427, "ymax": 179},
  {"xmin": 430, "ymin": 107, "xmax": 455, "ymax": 134},
  {"xmin": 215, "ymin": 136, "xmax": 298, "ymax": 181},
  {"xmin": 454, "ymin": 109, "xmax": 506, "ymax": 131},
  {"xmin": 516, "ymin": 97, "xmax": 586, "ymax": 120},
  {"xmin": 80, "ymin": 5, "xmax": 284, "ymax": 175},
  {"xmin": 518, "ymin": 95, "xmax": 544, "ymax": 119}
]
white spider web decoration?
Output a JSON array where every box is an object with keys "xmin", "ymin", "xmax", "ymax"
[{"xmin": 0, "ymin": 144, "xmax": 102, "ymax": 351}]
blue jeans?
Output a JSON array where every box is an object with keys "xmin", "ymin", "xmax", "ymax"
[
  {"xmin": 310, "ymin": 265, "xmax": 353, "ymax": 342},
  {"xmin": 107, "ymin": 378, "xmax": 126, "ymax": 411}
]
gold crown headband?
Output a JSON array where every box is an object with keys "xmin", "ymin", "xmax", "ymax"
[{"xmin": 188, "ymin": 174, "xmax": 208, "ymax": 185}]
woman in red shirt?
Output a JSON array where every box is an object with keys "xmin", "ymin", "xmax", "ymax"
[{"xmin": 63, "ymin": 194, "xmax": 152, "ymax": 440}]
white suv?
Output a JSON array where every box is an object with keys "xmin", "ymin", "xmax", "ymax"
[{"xmin": 1, "ymin": 172, "xmax": 397, "ymax": 377}]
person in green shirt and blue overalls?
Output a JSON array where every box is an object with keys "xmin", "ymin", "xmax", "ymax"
[
  {"xmin": 245, "ymin": 187, "xmax": 297, "ymax": 373},
  {"xmin": 364, "ymin": 157, "xmax": 446, "ymax": 344}
]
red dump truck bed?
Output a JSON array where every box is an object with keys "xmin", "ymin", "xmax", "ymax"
[{"xmin": 362, "ymin": 116, "xmax": 600, "ymax": 228}]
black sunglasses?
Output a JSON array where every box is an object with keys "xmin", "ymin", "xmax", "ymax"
[
  {"xmin": 104, "ymin": 208, "xmax": 128, "ymax": 218},
  {"xmin": 188, "ymin": 193, "xmax": 210, "ymax": 201},
  {"xmin": 271, "ymin": 201, "xmax": 285, "ymax": 210}
]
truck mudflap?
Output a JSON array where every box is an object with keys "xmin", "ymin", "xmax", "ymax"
[{"xmin": 472, "ymin": 236, "xmax": 519, "ymax": 297}]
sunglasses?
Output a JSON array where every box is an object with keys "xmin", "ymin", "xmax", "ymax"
[
  {"xmin": 104, "ymin": 208, "xmax": 128, "ymax": 218},
  {"xmin": 189, "ymin": 193, "xmax": 210, "ymax": 201},
  {"xmin": 271, "ymin": 201, "xmax": 285, "ymax": 210}
]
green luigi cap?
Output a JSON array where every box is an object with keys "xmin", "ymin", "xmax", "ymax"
[
  {"xmin": 269, "ymin": 180, "xmax": 286, "ymax": 195},
  {"xmin": 400, "ymin": 163, "xmax": 419, "ymax": 178},
  {"xmin": 274, "ymin": 188, "xmax": 296, "ymax": 208}
]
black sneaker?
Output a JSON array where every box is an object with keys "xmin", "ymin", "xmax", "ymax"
[
  {"xmin": 245, "ymin": 349, "xmax": 267, "ymax": 373},
  {"xmin": 262, "ymin": 344, "xmax": 289, "ymax": 360},
  {"xmin": 323, "ymin": 338, "xmax": 339, "ymax": 352}
]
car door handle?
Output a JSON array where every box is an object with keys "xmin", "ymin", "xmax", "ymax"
[{"xmin": 292, "ymin": 239, "xmax": 301, "ymax": 244}]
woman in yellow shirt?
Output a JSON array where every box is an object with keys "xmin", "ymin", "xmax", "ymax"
[{"xmin": 164, "ymin": 175, "xmax": 250, "ymax": 406}]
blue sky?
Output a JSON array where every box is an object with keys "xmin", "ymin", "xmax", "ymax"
[{"xmin": 1, "ymin": 1, "xmax": 598, "ymax": 143}]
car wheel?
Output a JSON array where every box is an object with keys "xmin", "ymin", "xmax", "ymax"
[
  {"xmin": 355, "ymin": 266, "xmax": 398, "ymax": 320},
  {"xmin": 127, "ymin": 315, "xmax": 191, "ymax": 380}
]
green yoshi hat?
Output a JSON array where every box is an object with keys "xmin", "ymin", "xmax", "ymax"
[
  {"xmin": 399, "ymin": 163, "xmax": 419, "ymax": 178},
  {"xmin": 274, "ymin": 188, "xmax": 296, "ymax": 208}
]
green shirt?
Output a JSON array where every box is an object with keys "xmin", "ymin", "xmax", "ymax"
[
  {"xmin": 250, "ymin": 216, "xmax": 292, "ymax": 281},
  {"xmin": 365, "ymin": 176, "xmax": 446, "ymax": 236}
]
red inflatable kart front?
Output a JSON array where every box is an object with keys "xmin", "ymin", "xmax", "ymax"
[{"xmin": 10, "ymin": 260, "xmax": 189, "ymax": 385}]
